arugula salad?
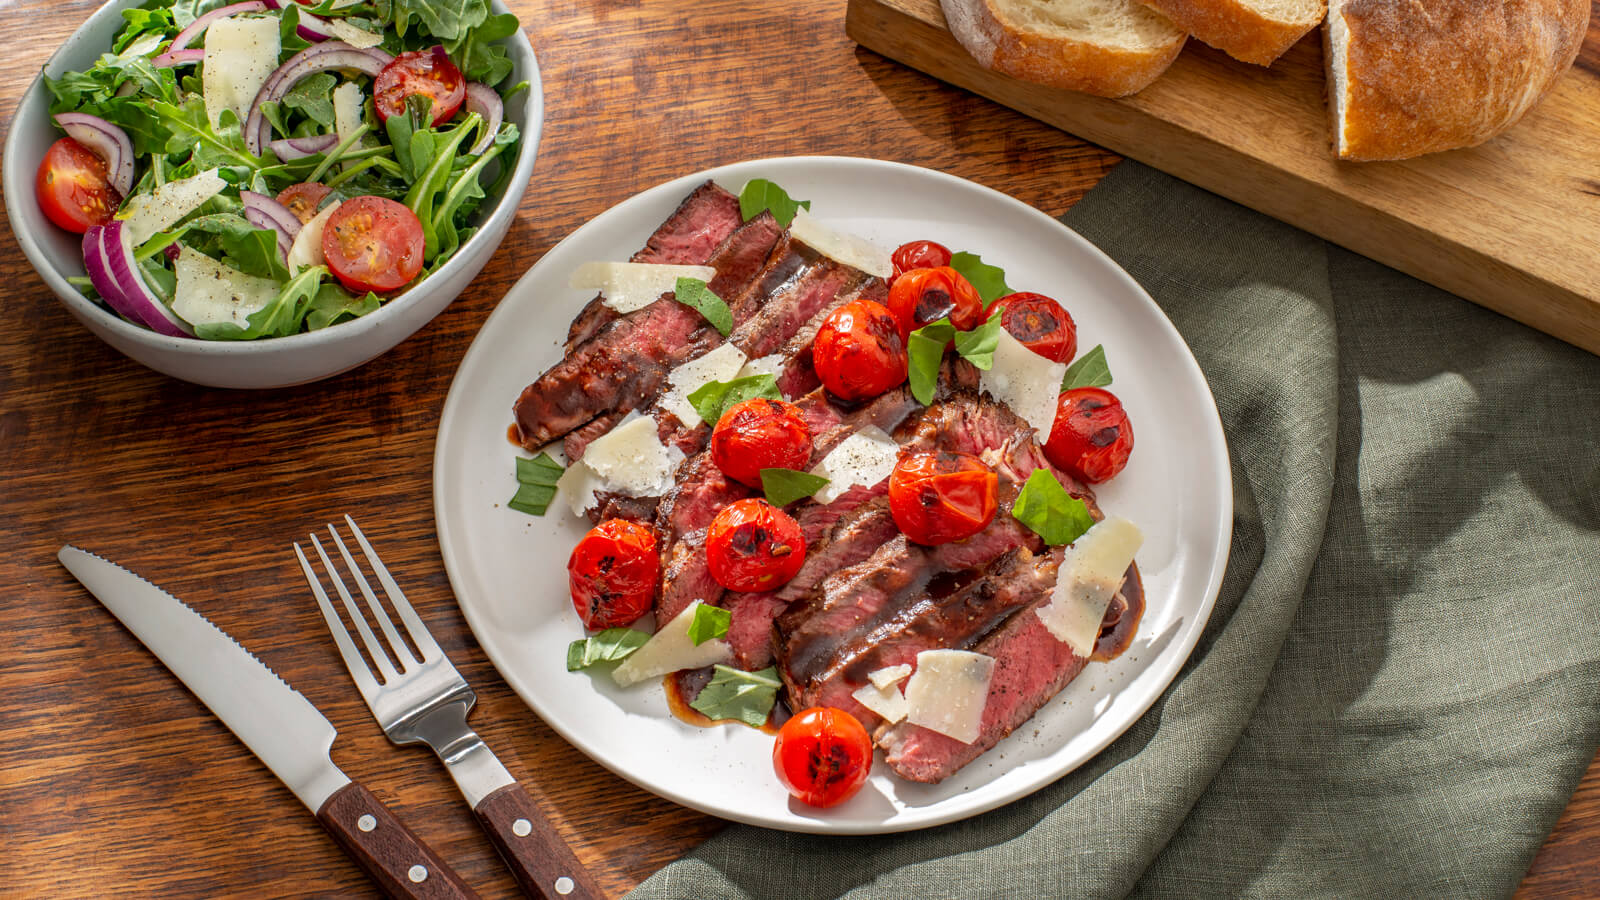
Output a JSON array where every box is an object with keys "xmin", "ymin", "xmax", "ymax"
[{"xmin": 38, "ymin": 0, "xmax": 525, "ymax": 339}]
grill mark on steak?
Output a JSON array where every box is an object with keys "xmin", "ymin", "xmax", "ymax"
[
  {"xmin": 730, "ymin": 262, "xmax": 868, "ymax": 360},
  {"xmin": 774, "ymin": 279, "xmax": 888, "ymax": 399},
  {"xmin": 656, "ymin": 529, "xmax": 725, "ymax": 626},
  {"xmin": 652, "ymin": 453, "xmax": 751, "ymax": 622}
]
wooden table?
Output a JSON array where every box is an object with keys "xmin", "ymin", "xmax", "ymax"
[{"xmin": 0, "ymin": 0, "xmax": 1593, "ymax": 896}]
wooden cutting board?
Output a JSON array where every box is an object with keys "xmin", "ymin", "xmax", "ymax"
[{"xmin": 847, "ymin": 0, "xmax": 1600, "ymax": 356}]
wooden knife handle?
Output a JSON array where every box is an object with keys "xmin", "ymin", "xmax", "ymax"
[
  {"xmin": 317, "ymin": 781, "xmax": 481, "ymax": 900},
  {"xmin": 473, "ymin": 783, "xmax": 607, "ymax": 900}
]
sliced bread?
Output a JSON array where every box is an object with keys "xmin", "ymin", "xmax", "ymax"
[
  {"xmin": 1327, "ymin": 0, "xmax": 1588, "ymax": 161},
  {"xmin": 1139, "ymin": 0, "xmax": 1323, "ymax": 65},
  {"xmin": 941, "ymin": 0, "xmax": 1188, "ymax": 98}
]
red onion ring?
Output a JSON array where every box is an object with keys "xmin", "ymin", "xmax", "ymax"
[{"xmin": 54, "ymin": 113, "xmax": 135, "ymax": 197}]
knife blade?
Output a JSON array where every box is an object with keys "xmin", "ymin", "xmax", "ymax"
[{"xmin": 58, "ymin": 545, "xmax": 481, "ymax": 900}]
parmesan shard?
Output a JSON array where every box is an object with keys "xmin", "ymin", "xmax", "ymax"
[
  {"xmin": 904, "ymin": 649, "xmax": 996, "ymax": 744},
  {"xmin": 789, "ymin": 209, "xmax": 892, "ymax": 278},
  {"xmin": 171, "ymin": 247, "xmax": 280, "ymax": 329},
  {"xmin": 980, "ymin": 329, "xmax": 1068, "ymax": 437},
  {"xmin": 332, "ymin": 81, "xmax": 365, "ymax": 171},
  {"xmin": 1035, "ymin": 517, "xmax": 1144, "ymax": 657},
  {"xmin": 737, "ymin": 353, "xmax": 785, "ymax": 380},
  {"xmin": 612, "ymin": 601, "xmax": 732, "ymax": 687},
  {"xmin": 556, "ymin": 416, "xmax": 685, "ymax": 517},
  {"xmin": 809, "ymin": 425, "xmax": 899, "ymax": 504},
  {"xmin": 570, "ymin": 262, "xmax": 717, "ymax": 315},
  {"xmin": 868, "ymin": 663, "xmax": 912, "ymax": 690},
  {"xmin": 201, "ymin": 16, "xmax": 281, "ymax": 129},
  {"xmin": 853, "ymin": 680, "xmax": 910, "ymax": 724},
  {"xmin": 661, "ymin": 343, "xmax": 748, "ymax": 428}
]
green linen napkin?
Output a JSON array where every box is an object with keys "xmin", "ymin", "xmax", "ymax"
[{"xmin": 628, "ymin": 162, "xmax": 1600, "ymax": 899}]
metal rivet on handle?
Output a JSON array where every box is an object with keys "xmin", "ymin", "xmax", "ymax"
[
  {"xmin": 555, "ymin": 876, "xmax": 574, "ymax": 895},
  {"xmin": 357, "ymin": 814, "xmax": 376, "ymax": 833},
  {"xmin": 408, "ymin": 865, "xmax": 429, "ymax": 883},
  {"xmin": 512, "ymin": 818, "xmax": 532, "ymax": 837}
]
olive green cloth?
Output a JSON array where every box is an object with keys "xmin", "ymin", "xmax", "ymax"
[{"xmin": 628, "ymin": 162, "xmax": 1600, "ymax": 900}]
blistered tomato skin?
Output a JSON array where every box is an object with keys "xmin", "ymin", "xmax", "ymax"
[
  {"xmin": 886, "ymin": 266, "xmax": 984, "ymax": 335},
  {"xmin": 889, "ymin": 240, "xmax": 953, "ymax": 285},
  {"xmin": 888, "ymin": 451, "xmax": 999, "ymax": 545},
  {"xmin": 711, "ymin": 398, "xmax": 814, "ymax": 489},
  {"xmin": 706, "ymin": 498, "xmax": 807, "ymax": 592},
  {"xmin": 1045, "ymin": 387, "xmax": 1134, "ymax": 484},
  {"xmin": 772, "ymin": 707, "xmax": 873, "ymax": 808},
  {"xmin": 812, "ymin": 300, "xmax": 909, "ymax": 402},
  {"xmin": 567, "ymin": 519, "xmax": 659, "ymax": 629},
  {"xmin": 998, "ymin": 292, "xmax": 1077, "ymax": 363}
]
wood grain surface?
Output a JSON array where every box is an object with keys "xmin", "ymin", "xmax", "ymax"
[
  {"xmin": 0, "ymin": 0, "xmax": 1592, "ymax": 897},
  {"xmin": 848, "ymin": 0, "xmax": 1600, "ymax": 357}
]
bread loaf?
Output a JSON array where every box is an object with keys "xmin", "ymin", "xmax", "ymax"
[{"xmin": 1139, "ymin": 0, "xmax": 1324, "ymax": 65}]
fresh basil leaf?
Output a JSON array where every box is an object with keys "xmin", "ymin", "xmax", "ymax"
[
  {"xmin": 673, "ymin": 277, "xmax": 732, "ymax": 336},
  {"xmin": 953, "ymin": 305, "xmax": 1005, "ymax": 371},
  {"xmin": 687, "ymin": 603, "xmax": 732, "ymax": 646},
  {"xmin": 907, "ymin": 318, "xmax": 955, "ymax": 405},
  {"xmin": 689, "ymin": 665, "xmax": 781, "ymax": 728},
  {"xmin": 508, "ymin": 452, "xmax": 563, "ymax": 516},
  {"xmin": 1012, "ymin": 469, "xmax": 1096, "ymax": 546},
  {"xmin": 516, "ymin": 452, "xmax": 564, "ymax": 485},
  {"xmin": 950, "ymin": 251, "xmax": 1012, "ymax": 305},
  {"xmin": 738, "ymin": 179, "xmax": 810, "ymax": 227},
  {"xmin": 687, "ymin": 375, "xmax": 782, "ymax": 427},
  {"xmin": 566, "ymin": 628, "xmax": 649, "ymax": 671},
  {"xmin": 1062, "ymin": 344, "xmax": 1113, "ymax": 390},
  {"xmin": 762, "ymin": 468, "xmax": 829, "ymax": 507}
]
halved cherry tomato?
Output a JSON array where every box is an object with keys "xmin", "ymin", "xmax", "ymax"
[
  {"xmin": 706, "ymin": 498, "xmax": 806, "ymax": 592},
  {"xmin": 886, "ymin": 266, "xmax": 984, "ymax": 336},
  {"xmin": 321, "ymin": 196, "xmax": 425, "ymax": 293},
  {"xmin": 568, "ymin": 519, "xmax": 658, "ymax": 629},
  {"xmin": 772, "ymin": 706, "xmax": 872, "ymax": 808},
  {"xmin": 889, "ymin": 239, "xmax": 952, "ymax": 285},
  {"xmin": 888, "ymin": 451, "xmax": 999, "ymax": 545},
  {"xmin": 711, "ymin": 398, "xmax": 813, "ymax": 489},
  {"xmin": 277, "ymin": 182, "xmax": 333, "ymax": 225},
  {"xmin": 35, "ymin": 137, "xmax": 120, "ymax": 234},
  {"xmin": 812, "ymin": 300, "xmax": 908, "ymax": 402},
  {"xmin": 998, "ymin": 292, "xmax": 1077, "ymax": 363},
  {"xmin": 373, "ymin": 47, "xmax": 466, "ymax": 126},
  {"xmin": 1044, "ymin": 387, "xmax": 1134, "ymax": 484}
]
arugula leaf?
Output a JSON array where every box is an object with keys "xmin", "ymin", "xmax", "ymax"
[
  {"xmin": 738, "ymin": 179, "xmax": 810, "ymax": 227},
  {"xmin": 508, "ymin": 452, "xmax": 563, "ymax": 516},
  {"xmin": 950, "ymin": 251, "xmax": 1012, "ymax": 305},
  {"xmin": 392, "ymin": 0, "xmax": 490, "ymax": 41},
  {"xmin": 277, "ymin": 4, "xmax": 313, "ymax": 55},
  {"xmin": 907, "ymin": 318, "xmax": 955, "ymax": 405},
  {"xmin": 762, "ymin": 468, "xmax": 830, "ymax": 507},
  {"xmin": 952, "ymin": 305, "xmax": 1005, "ymax": 371},
  {"xmin": 306, "ymin": 283, "xmax": 382, "ymax": 331},
  {"xmin": 150, "ymin": 97, "xmax": 261, "ymax": 170},
  {"xmin": 567, "ymin": 628, "xmax": 649, "ymax": 671},
  {"xmin": 1012, "ymin": 469, "xmax": 1096, "ymax": 546},
  {"xmin": 687, "ymin": 604, "xmax": 732, "ymax": 646},
  {"xmin": 281, "ymin": 72, "xmax": 339, "ymax": 130},
  {"xmin": 1062, "ymin": 344, "xmax": 1113, "ymax": 390},
  {"xmin": 690, "ymin": 665, "xmax": 781, "ymax": 728},
  {"xmin": 402, "ymin": 108, "xmax": 479, "ymax": 261},
  {"xmin": 445, "ymin": 11, "xmax": 519, "ymax": 86},
  {"xmin": 114, "ymin": 7, "xmax": 176, "ymax": 53},
  {"xmin": 162, "ymin": 213, "xmax": 289, "ymax": 281},
  {"xmin": 673, "ymin": 277, "xmax": 732, "ymax": 336},
  {"xmin": 687, "ymin": 375, "xmax": 782, "ymax": 427}
]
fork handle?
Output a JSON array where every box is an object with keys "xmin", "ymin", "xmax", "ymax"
[
  {"xmin": 318, "ymin": 781, "xmax": 481, "ymax": 900},
  {"xmin": 474, "ymin": 783, "xmax": 608, "ymax": 900}
]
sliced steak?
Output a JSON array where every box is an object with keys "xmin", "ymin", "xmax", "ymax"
[
  {"xmin": 651, "ymin": 453, "xmax": 752, "ymax": 621},
  {"xmin": 774, "ymin": 278, "xmax": 888, "ymax": 399},
  {"xmin": 656, "ymin": 529, "xmax": 723, "ymax": 626},
  {"xmin": 730, "ymin": 260, "xmax": 867, "ymax": 359}
]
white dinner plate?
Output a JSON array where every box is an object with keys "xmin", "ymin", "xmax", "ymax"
[{"xmin": 434, "ymin": 156, "xmax": 1232, "ymax": 834}]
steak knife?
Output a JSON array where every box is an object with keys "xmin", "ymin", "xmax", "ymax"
[{"xmin": 58, "ymin": 545, "xmax": 480, "ymax": 900}]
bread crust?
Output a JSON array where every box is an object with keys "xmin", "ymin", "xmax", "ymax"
[
  {"xmin": 1140, "ymin": 0, "xmax": 1324, "ymax": 65},
  {"xmin": 941, "ymin": 0, "xmax": 1188, "ymax": 97},
  {"xmin": 1331, "ymin": 0, "xmax": 1588, "ymax": 161}
]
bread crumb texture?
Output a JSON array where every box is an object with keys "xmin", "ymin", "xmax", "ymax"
[{"xmin": 1140, "ymin": 0, "xmax": 1325, "ymax": 65}]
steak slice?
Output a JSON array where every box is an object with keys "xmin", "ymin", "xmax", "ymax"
[
  {"xmin": 564, "ymin": 181, "xmax": 743, "ymax": 351},
  {"xmin": 729, "ymin": 260, "xmax": 868, "ymax": 360},
  {"xmin": 652, "ymin": 453, "xmax": 752, "ymax": 622},
  {"xmin": 774, "ymin": 278, "xmax": 889, "ymax": 399},
  {"xmin": 656, "ymin": 528, "xmax": 723, "ymax": 626}
]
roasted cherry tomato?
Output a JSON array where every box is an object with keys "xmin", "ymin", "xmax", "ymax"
[
  {"xmin": 35, "ymin": 137, "xmax": 120, "ymax": 233},
  {"xmin": 812, "ymin": 300, "xmax": 908, "ymax": 402},
  {"xmin": 373, "ymin": 47, "xmax": 466, "ymax": 125},
  {"xmin": 321, "ymin": 196, "xmax": 425, "ymax": 293},
  {"xmin": 772, "ymin": 706, "xmax": 872, "ymax": 808},
  {"xmin": 706, "ymin": 498, "xmax": 806, "ymax": 591},
  {"xmin": 998, "ymin": 292, "xmax": 1077, "ymax": 363},
  {"xmin": 567, "ymin": 519, "xmax": 658, "ymax": 629},
  {"xmin": 1044, "ymin": 387, "xmax": 1134, "ymax": 484},
  {"xmin": 888, "ymin": 451, "xmax": 999, "ymax": 545},
  {"xmin": 886, "ymin": 266, "xmax": 984, "ymax": 336},
  {"xmin": 889, "ymin": 239, "xmax": 952, "ymax": 285},
  {"xmin": 276, "ymin": 182, "xmax": 333, "ymax": 225},
  {"xmin": 711, "ymin": 398, "xmax": 814, "ymax": 489}
]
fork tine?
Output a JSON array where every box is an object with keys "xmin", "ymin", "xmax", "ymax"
[
  {"xmin": 344, "ymin": 514, "xmax": 443, "ymax": 661},
  {"xmin": 326, "ymin": 522, "xmax": 421, "ymax": 672},
  {"xmin": 295, "ymin": 541, "xmax": 385, "ymax": 701},
  {"xmin": 309, "ymin": 532, "xmax": 404, "ymax": 684}
]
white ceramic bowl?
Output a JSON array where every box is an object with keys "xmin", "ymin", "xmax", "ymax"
[{"xmin": 2, "ymin": 0, "xmax": 543, "ymax": 388}]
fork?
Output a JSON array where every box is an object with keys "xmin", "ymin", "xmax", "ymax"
[{"xmin": 295, "ymin": 516, "xmax": 607, "ymax": 900}]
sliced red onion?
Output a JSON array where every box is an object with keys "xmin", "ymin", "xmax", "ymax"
[
  {"xmin": 84, "ymin": 223, "xmax": 193, "ymax": 337},
  {"xmin": 241, "ymin": 190, "xmax": 300, "ymax": 263},
  {"xmin": 260, "ymin": 0, "xmax": 383, "ymax": 47},
  {"xmin": 153, "ymin": 48, "xmax": 204, "ymax": 68},
  {"xmin": 245, "ymin": 41, "xmax": 386, "ymax": 156},
  {"xmin": 54, "ymin": 113, "xmax": 135, "ymax": 197},
  {"xmin": 268, "ymin": 133, "xmax": 340, "ymax": 160},
  {"xmin": 166, "ymin": 0, "xmax": 269, "ymax": 54},
  {"xmin": 463, "ymin": 82, "xmax": 503, "ymax": 155}
]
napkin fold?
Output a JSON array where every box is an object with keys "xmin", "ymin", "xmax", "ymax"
[{"xmin": 629, "ymin": 162, "xmax": 1600, "ymax": 900}]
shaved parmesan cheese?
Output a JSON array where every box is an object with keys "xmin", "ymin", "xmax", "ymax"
[
  {"xmin": 1036, "ymin": 517, "xmax": 1144, "ymax": 656},
  {"xmin": 287, "ymin": 201, "xmax": 341, "ymax": 273},
  {"xmin": 789, "ymin": 209, "xmax": 892, "ymax": 278},
  {"xmin": 332, "ymin": 81, "xmax": 365, "ymax": 171},
  {"xmin": 612, "ymin": 601, "xmax": 732, "ymax": 687},
  {"xmin": 570, "ymin": 262, "xmax": 716, "ymax": 314},
  {"xmin": 171, "ymin": 247, "xmax": 280, "ymax": 329},
  {"xmin": 120, "ymin": 168, "xmax": 226, "ymax": 245},
  {"xmin": 661, "ymin": 343, "xmax": 748, "ymax": 427},
  {"xmin": 202, "ymin": 16, "xmax": 280, "ymax": 129},
  {"xmin": 554, "ymin": 416, "xmax": 685, "ymax": 517},
  {"xmin": 853, "ymin": 680, "xmax": 909, "ymax": 724},
  {"xmin": 737, "ymin": 353, "xmax": 785, "ymax": 379},
  {"xmin": 810, "ymin": 425, "xmax": 899, "ymax": 504},
  {"xmin": 904, "ymin": 649, "xmax": 995, "ymax": 744},
  {"xmin": 554, "ymin": 458, "xmax": 604, "ymax": 517},
  {"xmin": 868, "ymin": 663, "xmax": 912, "ymax": 690},
  {"xmin": 321, "ymin": 17, "xmax": 384, "ymax": 48},
  {"xmin": 980, "ymin": 328, "xmax": 1068, "ymax": 436}
]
